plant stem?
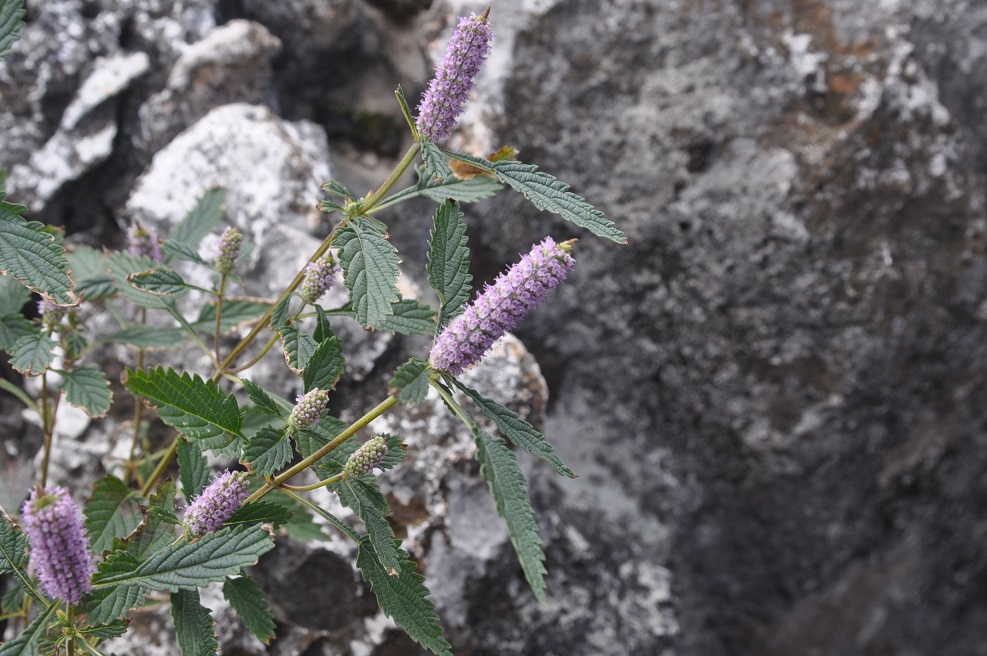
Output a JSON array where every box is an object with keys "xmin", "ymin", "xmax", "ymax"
[
  {"xmin": 39, "ymin": 372, "xmax": 53, "ymax": 488},
  {"xmin": 280, "ymin": 488, "xmax": 362, "ymax": 542},
  {"xmin": 66, "ymin": 605, "xmax": 76, "ymax": 656},
  {"xmin": 214, "ymin": 273, "xmax": 227, "ymax": 364},
  {"xmin": 124, "ymin": 308, "xmax": 147, "ymax": 486},
  {"xmin": 357, "ymin": 142, "xmax": 421, "ymax": 214},
  {"xmin": 246, "ymin": 395, "xmax": 399, "ymax": 503},
  {"xmin": 0, "ymin": 378, "xmax": 39, "ymax": 414},
  {"xmin": 279, "ymin": 472, "xmax": 343, "ymax": 493},
  {"xmin": 140, "ymin": 437, "xmax": 178, "ymax": 497}
]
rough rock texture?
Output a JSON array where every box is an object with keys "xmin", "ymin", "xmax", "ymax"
[{"xmin": 2, "ymin": 0, "xmax": 987, "ymax": 655}]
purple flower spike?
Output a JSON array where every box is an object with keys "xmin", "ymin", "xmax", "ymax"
[
  {"xmin": 183, "ymin": 470, "xmax": 250, "ymax": 539},
  {"xmin": 127, "ymin": 223, "xmax": 163, "ymax": 262},
  {"xmin": 287, "ymin": 388, "xmax": 330, "ymax": 431},
  {"xmin": 416, "ymin": 8, "xmax": 494, "ymax": 142},
  {"xmin": 343, "ymin": 436, "xmax": 388, "ymax": 479},
  {"xmin": 299, "ymin": 253, "xmax": 341, "ymax": 304},
  {"xmin": 215, "ymin": 226, "xmax": 243, "ymax": 275},
  {"xmin": 21, "ymin": 487, "xmax": 95, "ymax": 605},
  {"xmin": 430, "ymin": 237, "xmax": 575, "ymax": 376}
]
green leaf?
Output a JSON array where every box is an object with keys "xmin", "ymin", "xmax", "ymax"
[
  {"xmin": 421, "ymin": 140, "xmax": 452, "ymax": 181},
  {"xmin": 225, "ymin": 501, "xmax": 290, "ymax": 530},
  {"xmin": 0, "ymin": 0, "xmax": 26, "ymax": 63},
  {"xmin": 280, "ymin": 325, "xmax": 317, "ymax": 374},
  {"xmin": 302, "ymin": 336, "xmax": 344, "ymax": 392},
  {"xmin": 241, "ymin": 378, "xmax": 284, "ymax": 418},
  {"xmin": 380, "ymin": 299, "xmax": 436, "ymax": 335},
  {"xmin": 92, "ymin": 525, "xmax": 274, "ymax": 592},
  {"xmin": 417, "ymin": 175, "xmax": 502, "ymax": 204},
  {"xmin": 267, "ymin": 490, "xmax": 329, "ymax": 542},
  {"xmin": 123, "ymin": 480, "xmax": 178, "ymax": 560},
  {"xmin": 321, "ymin": 179, "xmax": 353, "ymax": 201},
  {"xmin": 105, "ymin": 325, "xmax": 189, "ymax": 349},
  {"xmin": 447, "ymin": 153, "xmax": 626, "ymax": 243},
  {"xmin": 335, "ymin": 219, "xmax": 401, "ymax": 330},
  {"xmin": 339, "ymin": 477, "xmax": 401, "ymax": 576},
  {"xmin": 0, "ymin": 312, "xmax": 35, "ymax": 351},
  {"xmin": 427, "ymin": 200, "xmax": 472, "ymax": 326},
  {"xmin": 171, "ymin": 588, "xmax": 219, "ymax": 656},
  {"xmin": 67, "ymin": 244, "xmax": 116, "ymax": 300},
  {"xmin": 76, "ymin": 620, "xmax": 129, "ymax": 640},
  {"xmin": 357, "ymin": 538, "xmax": 452, "ymax": 656},
  {"xmin": 0, "ymin": 272, "xmax": 30, "ymax": 315},
  {"xmin": 242, "ymin": 426, "xmax": 292, "ymax": 476},
  {"xmin": 269, "ymin": 295, "xmax": 292, "ymax": 331},
  {"xmin": 104, "ymin": 252, "xmax": 171, "ymax": 309},
  {"xmin": 9, "ymin": 331, "xmax": 56, "ymax": 375},
  {"xmin": 125, "ymin": 367, "xmax": 242, "ymax": 450},
  {"xmin": 378, "ymin": 433, "xmax": 406, "ymax": 472},
  {"xmin": 83, "ymin": 578, "xmax": 148, "ymax": 625},
  {"xmin": 59, "ymin": 365, "xmax": 113, "ymax": 418},
  {"xmin": 389, "ymin": 358, "xmax": 430, "ymax": 405},
  {"xmin": 312, "ymin": 304, "xmax": 334, "ymax": 343},
  {"xmin": 456, "ymin": 381, "xmax": 574, "ymax": 478},
  {"xmin": 473, "ymin": 429, "xmax": 548, "ymax": 603},
  {"xmin": 177, "ymin": 440, "xmax": 210, "ymax": 503},
  {"xmin": 0, "ymin": 600, "xmax": 59, "ymax": 656},
  {"xmin": 0, "ymin": 508, "xmax": 26, "ymax": 575},
  {"xmin": 169, "ymin": 187, "xmax": 227, "ymax": 248},
  {"xmin": 162, "ymin": 239, "xmax": 208, "ymax": 266},
  {"xmin": 223, "ymin": 576, "xmax": 276, "ymax": 644},
  {"xmin": 0, "ymin": 210, "xmax": 76, "ymax": 307},
  {"xmin": 294, "ymin": 415, "xmax": 347, "ymax": 463},
  {"xmin": 194, "ymin": 299, "xmax": 270, "ymax": 334},
  {"xmin": 127, "ymin": 268, "xmax": 191, "ymax": 297},
  {"xmin": 85, "ymin": 475, "xmax": 143, "ymax": 554}
]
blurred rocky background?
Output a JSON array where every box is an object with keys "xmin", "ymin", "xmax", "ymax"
[{"xmin": 2, "ymin": 0, "xmax": 987, "ymax": 654}]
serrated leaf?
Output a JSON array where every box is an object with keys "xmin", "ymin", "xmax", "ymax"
[
  {"xmin": 105, "ymin": 325, "xmax": 189, "ymax": 349},
  {"xmin": 269, "ymin": 295, "xmax": 292, "ymax": 331},
  {"xmin": 421, "ymin": 140, "xmax": 452, "ymax": 181},
  {"xmin": 417, "ymin": 175, "xmax": 502, "ymax": 204},
  {"xmin": 0, "ymin": 509, "xmax": 26, "ymax": 576},
  {"xmin": 171, "ymin": 588, "xmax": 219, "ymax": 656},
  {"xmin": 357, "ymin": 538, "xmax": 452, "ymax": 656},
  {"xmin": 242, "ymin": 427, "xmax": 292, "ymax": 476},
  {"xmin": 280, "ymin": 325, "xmax": 317, "ymax": 374},
  {"xmin": 177, "ymin": 440, "xmax": 210, "ymax": 504},
  {"xmin": 80, "ymin": 551, "xmax": 147, "ymax": 624},
  {"xmin": 194, "ymin": 299, "xmax": 270, "ymax": 333},
  {"xmin": 67, "ymin": 245, "xmax": 116, "ymax": 300},
  {"xmin": 225, "ymin": 501, "xmax": 290, "ymax": 530},
  {"xmin": 378, "ymin": 434, "xmax": 406, "ymax": 472},
  {"xmin": 123, "ymin": 480, "xmax": 178, "ymax": 559},
  {"xmin": 0, "ymin": 272, "xmax": 29, "ymax": 315},
  {"xmin": 303, "ymin": 336, "xmax": 344, "ymax": 392},
  {"xmin": 241, "ymin": 378, "xmax": 284, "ymax": 418},
  {"xmin": 473, "ymin": 429, "xmax": 548, "ymax": 604},
  {"xmin": 127, "ymin": 267, "xmax": 191, "ymax": 297},
  {"xmin": 454, "ymin": 381, "xmax": 574, "ymax": 478},
  {"xmin": 312, "ymin": 305, "xmax": 333, "ymax": 343},
  {"xmin": 0, "ymin": 600, "xmax": 59, "ymax": 656},
  {"xmin": 125, "ymin": 367, "xmax": 242, "ymax": 450},
  {"xmin": 321, "ymin": 179, "xmax": 353, "ymax": 200},
  {"xmin": 427, "ymin": 200, "xmax": 471, "ymax": 326},
  {"xmin": 389, "ymin": 358, "xmax": 430, "ymax": 405},
  {"xmin": 59, "ymin": 365, "xmax": 113, "ymax": 418},
  {"xmin": 9, "ymin": 331, "xmax": 56, "ymax": 375},
  {"xmin": 380, "ymin": 298, "xmax": 436, "ymax": 335},
  {"xmin": 91, "ymin": 525, "xmax": 274, "ymax": 592},
  {"xmin": 85, "ymin": 475, "xmax": 143, "ymax": 554},
  {"xmin": 0, "ymin": 0, "xmax": 26, "ymax": 63},
  {"xmin": 223, "ymin": 576, "xmax": 276, "ymax": 644},
  {"xmin": 335, "ymin": 219, "xmax": 401, "ymax": 329},
  {"xmin": 1, "ymin": 580, "xmax": 24, "ymax": 613},
  {"xmin": 267, "ymin": 490, "xmax": 329, "ymax": 542},
  {"xmin": 0, "ymin": 312, "xmax": 35, "ymax": 351},
  {"xmin": 0, "ymin": 210, "xmax": 76, "ymax": 306},
  {"xmin": 105, "ymin": 251, "xmax": 171, "ymax": 309},
  {"xmin": 77, "ymin": 619, "xmax": 129, "ymax": 640},
  {"xmin": 169, "ymin": 188, "xmax": 227, "ymax": 248},
  {"xmin": 338, "ymin": 477, "xmax": 400, "ymax": 575},
  {"xmin": 162, "ymin": 239, "xmax": 208, "ymax": 266}
]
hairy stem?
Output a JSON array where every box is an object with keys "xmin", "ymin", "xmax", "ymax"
[
  {"xmin": 123, "ymin": 308, "xmax": 147, "ymax": 487},
  {"xmin": 246, "ymin": 395, "xmax": 399, "ymax": 503},
  {"xmin": 39, "ymin": 372, "xmax": 53, "ymax": 488},
  {"xmin": 357, "ymin": 142, "xmax": 421, "ymax": 214},
  {"xmin": 214, "ymin": 273, "xmax": 227, "ymax": 364}
]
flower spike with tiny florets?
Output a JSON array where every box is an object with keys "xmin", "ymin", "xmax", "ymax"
[
  {"xmin": 183, "ymin": 470, "xmax": 250, "ymax": 539},
  {"xmin": 127, "ymin": 223, "xmax": 163, "ymax": 262},
  {"xmin": 343, "ymin": 436, "xmax": 389, "ymax": 479},
  {"xmin": 287, "ymin": 388, "xmax": 330, "ymax": 431},
  {"xmin": 416, "ymin": 8, "xmax": 494, "ymax": 142},
  {"xmin": 299, "ymin": 253, "xmax": 341, "ymax": 304},
  {"xmin": 21, "ymin": 486, "xmax": 95, "ymax": 605},
  {"xmin": 429, "ymin": 236, "xmax": 576, "ymax": 376},
  {"xmin": 215, "ymin": 226, "xmax": 243, "ymax": 275}
]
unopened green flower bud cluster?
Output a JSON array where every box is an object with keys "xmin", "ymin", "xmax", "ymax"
[
  {"xmin": 215, "ymin": 226, "xmax": 243, "ymax": 274},
  {"xmin": 343, "ymin": 436, "xmax": 388, "ymax": 479},
  {"xmin": 287, "ymin": 388, "xmax": 330, "ymax": 431}
]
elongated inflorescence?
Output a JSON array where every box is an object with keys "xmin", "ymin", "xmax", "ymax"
[
  {"xmin": 127, "ymin": 223, "xmax": 163, "ymax": 262},
  {"xmin": 183, "ymin": 470, "xmax": 250, "ymax": 539},
  {"xmin": 215, "ymin": 226, "xmax": 243, "ymax": 275},
  {"xmin": 21, "ymin": 487, "xmax": 95, "ymax": 605},
  {"xmin": 430, "ymin": 236, "xmax": 575, "ymax": 376},
  {"xmin": 343, "ymin": 436, "xmax": 389, "ymax": 479},
  {"xmin": 299, "ymin": 253, "xmax": 341, "ymax": 304},
  {"xmin": 287, "ymin": 388, "xmax": 330, "ymax": 431},
  {"xmin": 416, "ymin": 9, "xmax": 494, "ymax": 142}
]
